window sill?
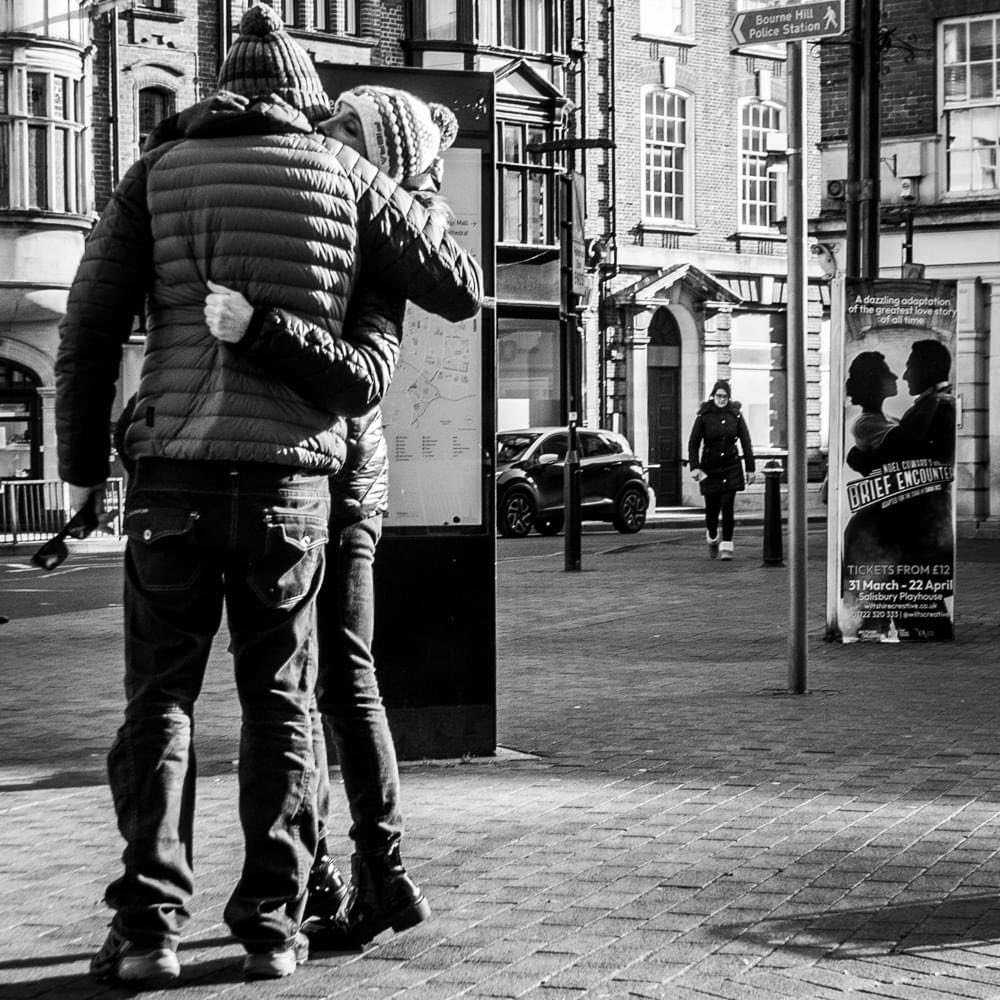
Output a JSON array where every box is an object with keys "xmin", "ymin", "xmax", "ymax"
[
  {"xmin": 497, "ymin": 244, "xmax": 559, "ymax": 263},
  {"xmin": 638, "ymin": 222, "xmax": 697, "ymax": 235},
  {"xmin": 126, "ymin": 7, "xmax": 184, "ymax": 24},
  {"xmin": 939, "ymin": 189, "xmax": 1000, "ymax": 202},
  {"xmin": 728, "ymin": 229, "xmax": 786, "ymax": 242},
  {"xmin": 636, "ymin": 32, "xmax": 696, "ymax": 47}
]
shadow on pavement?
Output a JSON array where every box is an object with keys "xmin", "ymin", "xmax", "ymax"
[{"xmin": 715, "ymin": 890, "xmax": 1000, "ymax": 958}]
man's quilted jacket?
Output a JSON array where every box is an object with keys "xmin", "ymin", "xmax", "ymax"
[{"xmin": 55, "ymin": 97, "xmax": 483, "ymax": 488}]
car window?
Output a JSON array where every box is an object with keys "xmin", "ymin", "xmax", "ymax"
[
  {"xmin": 581, "ymin": 432, "xmax": 616, "ymax": 458},
  {"xmin": 539, "ymin": 433, "xmax": 568, "ymax": 460},
  {"xmin": 599, "ymin": 432, "xmax": 625, "ymax": 454},
  {"xmin": 497, "ymin": 433, "xmax": 540, "ymax": 463}
]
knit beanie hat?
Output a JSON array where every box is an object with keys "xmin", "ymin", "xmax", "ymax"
[
  {"xmin": 217, "ymin": 4, "xmax": 330, "ymax": 123},
  {"xmin": 710, "ymin": 379, "xmax": 732, "ymax": 399},
  {"xmin": 332, "ymin": 85, "xmax": 459, "ymax": 184}
]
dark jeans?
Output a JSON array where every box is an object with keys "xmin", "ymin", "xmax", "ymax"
[
  {"xmin": 107, "ymin": 459, "xmax": 329, "ymax": 953},
  {"xmin": 313, "ymin": 514, "xmax": 403, "ymax": 857},
  {"xmin": 704, "ymin": 490, "xmax": 737, "ymax": 542}
]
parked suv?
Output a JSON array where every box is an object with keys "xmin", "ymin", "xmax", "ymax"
[{"xmin": 496, "ymin": 427, "xmax": 654, "ymax": 538}]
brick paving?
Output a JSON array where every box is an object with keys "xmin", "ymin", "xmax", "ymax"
[{"xmin": 1, "ymin": 525, "xmax": 999, "ymax": 998}]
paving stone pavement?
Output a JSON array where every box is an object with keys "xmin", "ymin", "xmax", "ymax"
[{"xmin": 2, "ymin": 525, "xmax": 999, "ymax": 999}]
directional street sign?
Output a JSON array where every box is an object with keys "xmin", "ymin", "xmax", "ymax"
[{"xmin": 732, "ymin": 0, "xmax": 845, "ymax": 46}]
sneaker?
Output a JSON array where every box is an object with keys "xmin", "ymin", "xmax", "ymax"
[
  {"xmin": 243, "ymin": 932, "xmax": 309, "ymax": 981},
  {"xmin": 706, "ymin": 532, "xmax": 720, "ymax": 559},
  {"xmin": 90, "ymin": 926, "xmax": 180, "ymax": 985},
  {"xmin": 304, "ymin": 855, "xmax": 349, "ymax": 923},
  {"xmin": 719, "ymin": 541, "xmax": 734, "ymax": 561}
]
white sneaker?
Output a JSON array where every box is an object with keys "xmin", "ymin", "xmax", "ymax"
[
  {"xmin": 719, "ymin": 541, "xmax": 734, "ymax": 561},
  {"xmin": 244, "ymin": 932, "xmax": 309, "ymax": 980},
  {"xmin": 90, "ymin": 927, "xmax": 180, "ymax": 984}
]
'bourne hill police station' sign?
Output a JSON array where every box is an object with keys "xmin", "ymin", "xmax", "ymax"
[{"xmin": 731, "ymin": 0, "xmax": 844, "ymax": 46}]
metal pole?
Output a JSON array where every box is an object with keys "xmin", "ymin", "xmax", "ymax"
[
  {"xmin": 845, "ymin": 0, "xmax": 863, "ymax": 277},
  {"xmin": 861, "ymin": 0, "xmax": 881, "ymax": 278},
  {"xmin": 786, "ymin": 41, "xmax": 809, "ymax": 694},
  {"xmin": 562, "ymin": 167, "xmax": 582, "ymax": 571}
]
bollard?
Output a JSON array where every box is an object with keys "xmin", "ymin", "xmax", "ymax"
[
  {"xmin": 761, "ymin": 459, "xmax": 784, "ymax": 566},
  {"xmin": 564, "ymin": 416, "xmax": 582, "ymax": 572}
]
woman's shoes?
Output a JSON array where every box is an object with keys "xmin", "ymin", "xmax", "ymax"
[
  {"xmin": 706, "ymin": 532, "xmax": 720, "ymax": 558},
  {"xmin": 719, "ymin": 541, "xmax": 734, "ymax": 561}
]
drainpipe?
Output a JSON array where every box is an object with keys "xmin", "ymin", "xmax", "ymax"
[
  {"xmin": 218, "ymin": 0, "xmax": 232, "ymax": 72},
  {"xmin": 109, "ymin": 6, "xmax": 120, "ymax": 187}
]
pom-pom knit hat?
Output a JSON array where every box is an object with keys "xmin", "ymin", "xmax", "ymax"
[
  {"xmin": 332, "ymin": 85, "xmax": 458, "ymax": 184},
  {"xmin": 217, "ymin": 4, "xmax": 330, "ymax": 123}
]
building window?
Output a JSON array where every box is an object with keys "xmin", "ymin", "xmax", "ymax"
[
  {"xmin": 740, "ymin": 98, "xmax": 783, "ymax": 229},
  {"xmin": 942, "ymin": 15, "xmax": 1000, "ymax": 193},
  {"xmin": 343, "ymin": 0, "xmax": 358, "ymax": 33},
  {"xmin": 480, "ymin": 0, "xmax": 548, "ymax": 50},
  {"xmin": 138, "ymin": 87, "xmax": 175, "ymax": 153},
  {"xmin": 497, "ymin": 122, "xmax": 555, "ymax": 245},
  {"xmin": 138, "ymin": 0, "xmax": 174, "ymax": 10},
  {"xmin": 274, "ymin": 0, "xmax": 301, "ymax": 27},
  {"xmin": 2, "ymin": 66, "xmax": 84, "ymax": 214},
  {"xmin": 643, "ymin": 86, "xmax": 689, "ymax": 224},
  {"xmin": 425, "ymin": 0, "xmax": 458, "ymax": 39},
  {"xmin": 639, "ymin": 0, "xmax": 692, "ymax": 39},
  {"xmin": 311, "ymin": 0, "xmax": 358, "ymax": 33},
  {"xmin": 497, "ymin": 317, "xmax": 562, "ymax": 428},
  {"xmin": 730, "ymin": 311, "xmax": 787, "ymax": 450}
]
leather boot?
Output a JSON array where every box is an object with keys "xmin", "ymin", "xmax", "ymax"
[
  {"xmin": 303, "ymin": 854, "xmax": 349, "ymax": 923},
  {"xmin": 308, "ymin": 845, "xmax": 430, "ymax": 951}
]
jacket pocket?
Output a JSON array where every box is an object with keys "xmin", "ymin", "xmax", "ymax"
[
  {"xmin": 249, "ymin": 511, "xmax": 328, "ymax": 611},
  {"xmin": 124, "ymin": 508, "xmax": 203, "ymax": 592}
]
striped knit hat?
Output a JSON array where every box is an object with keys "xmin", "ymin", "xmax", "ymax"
[
  {"xmin": 332, "ymin": 86, "xmax": 458, "ymax": 185},
  {"xmin": 217, "ymin": 4, "xmax": 330, "ymax": 123}
]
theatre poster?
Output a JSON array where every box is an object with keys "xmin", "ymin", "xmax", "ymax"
[{"xmin": 825, "ymin": 278, "xmax": 958, "ymax": 642}]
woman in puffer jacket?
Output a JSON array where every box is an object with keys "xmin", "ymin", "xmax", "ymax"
[{"xmin": 687, "ymin": 379, "xmax": 757, "ymax": 561}]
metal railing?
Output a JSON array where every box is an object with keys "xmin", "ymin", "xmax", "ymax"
[{"xmin": 0, "ymin": 479, "xmax": 124, "ymax": 543}]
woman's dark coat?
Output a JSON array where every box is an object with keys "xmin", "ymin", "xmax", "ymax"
[{"xmin": 687, "ymin": 399, "xmax": 756, "ymax": 495}]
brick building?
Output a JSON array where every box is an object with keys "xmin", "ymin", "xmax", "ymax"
[
  {"xmin": 0, "ymin": 0, "xmax": 828, "ymax": 519},
  {"xmin": 816, "ymin": 0, "xmax": 1000, "ymax": 536}
]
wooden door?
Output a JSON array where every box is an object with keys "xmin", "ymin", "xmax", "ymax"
[{"xmin": 647, "ymin": 366, "xmax": 680, "ymax": 504}]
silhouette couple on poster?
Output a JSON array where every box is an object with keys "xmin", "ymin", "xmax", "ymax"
[{"xmin": 841, "ymin": 339, "xmax": 955, "ymax": 641}]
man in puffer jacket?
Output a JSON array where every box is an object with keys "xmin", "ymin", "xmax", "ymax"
[
  {"xmin": 155, "ymin": 86, "xmax": 476, "ymax": 950},
  {"xmin": 55, "ymin": 5, "xmax": 481, "ymax": 987}
]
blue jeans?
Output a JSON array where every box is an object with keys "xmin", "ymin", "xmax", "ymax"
[
  {"xmin": 313, "ymin": 515, "xmax": 403, "ymax": 856},
  {"xmin": 106, "ymin": 458, "xmax": 329, "ymax": 953}
]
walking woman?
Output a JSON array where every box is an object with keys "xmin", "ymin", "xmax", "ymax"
[{"xmin": 687, "ymin": 379, "xmax": 756, "ymax": 560}]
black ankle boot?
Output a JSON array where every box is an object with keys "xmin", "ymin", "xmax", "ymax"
[
  {"xmin": 308, "ymin": 846, "xmax": 430, "ymax": 950},
  {"xmin": 303, "ymin": 854, "xmax": 349, "ymax": 923}
]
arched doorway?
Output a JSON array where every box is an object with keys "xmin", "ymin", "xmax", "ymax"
[
  {"xmin": 0, "ymin": 360, "xmax": 42, "ymax": 481},
  {"xmin": 646, "ymin": 308, "xmax": 682, "ymax": 504}
]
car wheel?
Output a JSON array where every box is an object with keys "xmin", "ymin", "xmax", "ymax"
[
  {"xmin": 535, "ymin": 512, "xmax": 565, "ymax": 536},
  {"xmin": 498, "ymin": 488, "xmax": 536, "ymax": 538},
  {"xmin": 613, "ymin": 484, "xmax": 648, "ymax": 533}
]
